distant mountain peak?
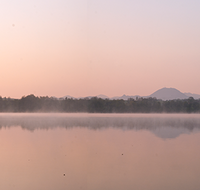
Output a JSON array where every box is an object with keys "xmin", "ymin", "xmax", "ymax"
[
  {"xmin": 184, "ymin": 92, "xmax": 200, "ymax": 99},
  {"xmin": 60, "ymin": 95, "xmax": 75, "ymax": 99},
  {"xmin": 96, "ymin": 94, "xmax": 109, "ymax": 99},
  {"xmin": 149, "ymin": 87, "xmax": 188, "ymax": 100}
]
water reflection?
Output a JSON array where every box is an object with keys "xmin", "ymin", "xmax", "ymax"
[
  {"xmin": 0, "ymin": 113, "xmax": 200, "ymax": 139},
  {"xmin": 1, "ymin": 113, "xmax": 200, "ymax": 190}
]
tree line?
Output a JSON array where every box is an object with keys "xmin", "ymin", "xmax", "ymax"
[{"xmin": 0, "ymin": 94, "xmax": 199, "ymax": 113}]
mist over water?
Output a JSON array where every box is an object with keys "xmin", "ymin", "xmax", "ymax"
[
  {"xmin": 0, "ymin": 113, "xmax": 200, "ymax": 139},
  {"xmin": 0, "ymin": 113, "xmax": 200, "ymax": 190}
]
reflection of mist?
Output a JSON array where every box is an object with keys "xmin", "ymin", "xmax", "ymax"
[{"xmin": 0, "ymin": 114, "xmax": 200, "ymax": 138}]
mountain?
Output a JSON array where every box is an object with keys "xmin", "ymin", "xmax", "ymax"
[
  {"xmin": 149, "ymin": 87, "xmax": 188, "ymax": 100},
  {"xmin": 60, "ymin": 95, "xmax": 75, "ymax": 99},
  {"xmin": 111, "ymin": 95, "xmax": 140, "ymax": 100},
  {"xmin": 60, "ymin": 88, "xmax": 200, "ymax": 101},
  {"xmin": 97, "ymin": 94, "xmax": 109, "ymax": 99},
  {"xmin": 78, "ymin": 94, "xmax": 109, "ymax": 99},
  {"xmin": 184, "ymin": 93, "xmax": 200, "ymax": 99}
]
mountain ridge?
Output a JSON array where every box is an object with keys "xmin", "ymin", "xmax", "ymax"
[{"xmin": 60, "ymin": 88, "xmax": 200, "ymax": 100}]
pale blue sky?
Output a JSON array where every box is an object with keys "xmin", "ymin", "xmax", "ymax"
[{"xmin": 0, "ymin": 0, "xmax": 200, "ymax": 98}]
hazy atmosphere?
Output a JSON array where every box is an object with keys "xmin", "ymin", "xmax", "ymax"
[{"xmin": 1, "ymin": 0, "xmax": 200, "ymax": 98}]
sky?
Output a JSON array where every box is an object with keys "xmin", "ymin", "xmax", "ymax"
[{"xmin": 1, "ymin": 0, "xmax": 200, "ymax": 98}]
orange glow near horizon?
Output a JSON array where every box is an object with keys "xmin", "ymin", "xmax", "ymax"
[{"xmin": 1, "ymin": 1, "xmax": 200, "ymax": 98}]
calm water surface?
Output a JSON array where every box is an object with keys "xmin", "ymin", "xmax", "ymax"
[{"xmin": 0, "ymin": 113, "xmax": 200, "ymax": 190}]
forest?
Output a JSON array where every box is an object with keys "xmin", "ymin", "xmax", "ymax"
[{"xmin": 0, "ymin": 94, "xmax": 199, "ymax": 113}]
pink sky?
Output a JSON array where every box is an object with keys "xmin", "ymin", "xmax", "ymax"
[{"xmin": 1, "ymin": 0, "xmax": 200, "ymax": 98}]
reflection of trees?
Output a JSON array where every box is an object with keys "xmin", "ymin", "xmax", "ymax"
[{"xmin": 0, "ymin": 114, "xmax": 200, "ymax": 133}]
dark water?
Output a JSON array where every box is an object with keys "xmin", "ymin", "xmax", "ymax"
[{"xmin": 0, "ymin": 113, "xmax": 200, "ymax": 190}]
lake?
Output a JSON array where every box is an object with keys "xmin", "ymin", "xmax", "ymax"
[{"xmin": 0, "ymin": 113, "xmax": 200, "ymax": 190}]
